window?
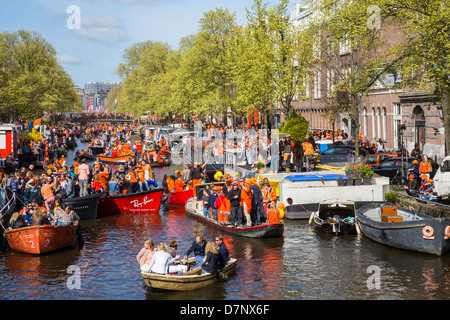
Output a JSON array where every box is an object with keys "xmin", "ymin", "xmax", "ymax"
[
  {"xmin": 314, "ymin": 70, "xmax": 321, "ymax": 99},
  {"xmin": 365, "ymin": 156, "xmax": 377, "ymax": 165},
  {"xmin": 327, "ymin": 69, "xmax": 335, "ymax": 98}
]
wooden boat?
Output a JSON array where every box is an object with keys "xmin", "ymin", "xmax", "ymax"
[
  {"xmin": 97, "ymin": 188, "xmax": 165, "ymax": 216},
  {"xmin": 310, "ymin": 200, "xmax": 358, "ymax": 235},
  {"xmin": 141, "ymin": 258, "xmax": 237, "ymax": 291},
  {"xmin": 5, "ymin": 225, "xmax": 78, "ymax": 254},
  {"xmin": 185, "ymin": 197, "xmax": 284, "ymax": 238},
  {"xmin": 97, "ymin": 152, "xmax": 133, "ymax": 164},
  {"xmin": 167, "ymin": 189, "xmax": 194, "ymax": 206},
  {"xmin": 356, "ymin": 202, "xmax": 450, "ymax": 256},
  {"xmin": 63, "ymin": 193, "xmax": 101, "ymax": 220},
  {"xmin": 150, "ymin": 160, "xmax": 172, "ymax": 167}
]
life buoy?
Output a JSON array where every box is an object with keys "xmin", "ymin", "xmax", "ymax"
[
  {"xmin": 423, "ymin": 226, "xmax": 434, "ymax": 239},
  {"xmin": 445, "ymin": 226, "xmax": 450, "ymax": 239}
]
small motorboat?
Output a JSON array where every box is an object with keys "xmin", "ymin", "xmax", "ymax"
[
  {"xmin": 167, "ymin": 189, "xmax": 194, "ymax": 206},
  {"xmin": 356, "ymin": 202, "xmax": 450, "ymax": 256},
  {"xmin": 185, "ymin": 197, "xmax": 284, "ymax": 238},
  {"xmin": 97, "ymin": 188, "xmax": 165, "ymax": 216},
  {"xmin": 62, "ymin": 193, "xmax": 101, "ymax": 220},
  {"xmin": 310, "ymin": 200, "xmax": 358, "ymax": 235},
  {"xmin": 97, "ymin": 152, "xmax": 133, "ymax": 164},
  {"xmin": 141, "ymin": 258, "xmax": 237, "ymax": 291},
  {"xmin": 5, "ymin": 225, "xmax": 78, "ymax": 254}
]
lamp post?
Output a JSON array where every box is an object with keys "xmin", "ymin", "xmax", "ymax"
[{"xmin": 399, "ymin": 123, "xmax": 406, "ymax": 185}]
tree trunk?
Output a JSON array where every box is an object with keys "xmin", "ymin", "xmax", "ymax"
[{"xmin": 441, "ymin": 84, "xmax": 450, "ymax": 156}]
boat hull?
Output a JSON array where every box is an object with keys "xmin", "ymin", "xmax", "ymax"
[
  {"xmin": 98, "ymin": 188, "xmax": 164, "ymax": 216},
  {"xmin": 167, "ymin": 189, "xmax": 194, "ymax": 206},
  {"xmin": 5, "ymin": 225, "xmax": 78, "ymax": 254},
  {"xmin": 357, "ymin": 204, "xmax": 450, "ymax": 256},
  {"xmin": 142, "ymin": 259, "xmax": 237, "ymax": 291},
  {"xmin": 97, "ymin": 153, "xmax": 132, "ymax": 164},
  {"xmin": 63, "ymin": 194, "xmax": 100, "ymax": 220},
  {"xmin": 185, "ymin": 198, "xmax": 284, "ymax": 238}
]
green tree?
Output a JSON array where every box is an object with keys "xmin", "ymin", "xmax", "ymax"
[
  {"xmin": 278, "ymin": 111, "xmax": 309, "ymax": 141},
  {"xmin": 0, "ymin": 30, "xmax": 81, "ymax": 120}
]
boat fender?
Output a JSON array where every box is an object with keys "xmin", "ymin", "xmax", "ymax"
[
  {"xmin": 445, "ymin": 226, "xmax": 450, "ymax": 240},
  {"xmin": 218, "ymin": 272, "xmax": 228, "ymax": 281},
  {"xmin": 423, "ymin": 226, "xmax": 434, "ymax": 239}
]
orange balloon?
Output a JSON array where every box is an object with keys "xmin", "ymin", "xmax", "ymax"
[{"xmin": 278, "ymin": 202, "xmax": 285, "ymax": 210}]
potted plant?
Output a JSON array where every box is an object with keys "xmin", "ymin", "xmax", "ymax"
[
  {"xmin": 352, "ymin": 164, "xmax": 364, "ymax": 185},
  {"xmin": 361, "ymin": 165, "xmax": 375, "ymax": 184},
  {"xmin": 256, "ymin": 161, "xmax": 265, "ymax": 174}
]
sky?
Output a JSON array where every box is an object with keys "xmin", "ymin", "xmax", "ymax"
[{"xmin": 0, "ymin": 0, "xmax": 300, "ymax": 88}]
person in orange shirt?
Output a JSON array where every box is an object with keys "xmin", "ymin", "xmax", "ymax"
[
  {"xmin": 214, "ymin": 190, "xmax": 231, "ymax": 221},
  {"xmin": 126, "ymin": 168, "xmax": 139, "ymax": 194},
  {"xmin": 240, "ymin": 178, "xmax": 252, "ymax": 227},
  {"xmin": 175, "ymin": 175, "xmax": 185, "ymax": 192},
  {"xmin": 419, "ymin": 155, "xmax": 433, "ymax": 181},
  {"xmin": 98, "ymin": 169, "xmax": 109, "ymax": 188},
  {"xmin": 166, "ymin": 175, "xmax": 176, "ymax": 192},
  {"xmin": 267, "ymin": 203, "xmax": 280, "ymax": 224}
]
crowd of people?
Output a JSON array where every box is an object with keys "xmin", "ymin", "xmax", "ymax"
[{"xmin": 137, "ymin": 234, "xmax": 230, "ymax": 276}]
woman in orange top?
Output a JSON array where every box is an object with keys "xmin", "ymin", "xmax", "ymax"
[
  {"xmin": 267, "ymin": 203, "xmax": 280, "ymax": 224},
  {"xmin": 419, "ymin": 155, "xmax": 433, "ymax": 180},
  {"xmin": 92, "ymin": 174, "xmax": 103, "ymax": 194}
]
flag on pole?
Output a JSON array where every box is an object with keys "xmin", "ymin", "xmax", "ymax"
[{"xmin": 114, "ymin": 97, "xmax": 118, "ymax": 110}]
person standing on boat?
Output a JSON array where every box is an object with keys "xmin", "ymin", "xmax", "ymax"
[
  {"xmin": 78, "ymin": 159, "xmax": 90, "ymax": 197},
  {"xmin": 227, "ymin": 181, "xmax": 242, "ymax": 227},
  {"xmin": 240, "ymin": 178, "xmax": 252, "ymax": 227},
  {"xmin": 249, "ymin": 178, "xmax": 262, "ymax": 226},
  {"xmin": 184, "ymin": 235, "xmax": 206, "ymax": 267}
]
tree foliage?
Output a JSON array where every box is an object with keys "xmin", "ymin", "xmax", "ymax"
[
  {"xmin": 0, "ymin": 30, "xmax": 82, "ymax": 120},
  {"xmin": 278, "ymin": 111, "xmax": 309, "ymax": 142}
]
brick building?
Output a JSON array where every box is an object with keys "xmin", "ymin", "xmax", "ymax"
[{"xmin": 288, "ymin": 4, "xmax": 445, "ymax": 160}]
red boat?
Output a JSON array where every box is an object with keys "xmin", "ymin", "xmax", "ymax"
[
  {"xmin": 5, "ymin": 225, "xmax": 78, "ymax": 254},
  {"xmin": 167, "ymin": 189, "xmax": 194, "ymax": 206},
  {"xmin": 97, "ymin": 188, "xmax": 165, "ymax": 216}
]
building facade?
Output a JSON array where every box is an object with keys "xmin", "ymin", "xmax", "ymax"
[{"xmin": 288, "ymin": 4, "xmax": 445, "ymax": 160}]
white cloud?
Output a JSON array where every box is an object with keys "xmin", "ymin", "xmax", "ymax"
[
  {"xmin": 72, "ymin": 11, "xmax": 129, "ymax": 43},
  {"xmin": 57, "ymin": 54, "xmax": 83, "ymax": 65}
]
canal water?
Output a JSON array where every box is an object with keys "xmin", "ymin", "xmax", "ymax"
[{"xmin": 1, "ymin": 142, "xmax": 450, "ymax": 301}]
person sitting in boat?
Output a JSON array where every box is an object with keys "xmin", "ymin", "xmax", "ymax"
[
  {"xmin": 145, "ymin": 243, "xmax": 177, "ymax": 275},
  {"xmin": 30, "ymin": 208, "xmax": 50, "ymax": 226},
  {"xmin": 267, "ymin": 202, "xmax": 280, "ymax": 224},
  {"xmin": 108, "ymin": 176, "xmax": 119, "ymax": 195},
  {"xmin": 174, "ymin": 174, "xmax": 185, "ymax": 192},
  {"xmin": 215, "ymin": 235, "xmax": 230, "ymax": 269},
  {"xmin": 8, "ymin": 212, "xmax": 27, "ymax": 229},
  {"xmin": 183, "ymin": 235, "xmax": 207, "ymax": 267},
  {"xmin": 52, "ymin": 201, "xmax": 72, "ymax": 226},
  {"xmin": 139, "ymin": 239, "xmax": 155, "ymax": 272},
  {"xmin": 201, "ymin": 241, "xmax": 220, "ymax": 275},
  {"xmin": 166, "ymin": 240, "xmax": 188, "ymax": 275},
  {"xmin": 126, "ymin": 167, "xmax": 140, "ymax": 194},
  {"xmin": 166, "ymin": 175, "xmax": 176, "ymax": 193}
]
